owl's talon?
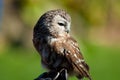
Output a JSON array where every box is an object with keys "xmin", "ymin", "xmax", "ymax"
[{"xmin": 35, "ymin": 69, "xmax": 68, "ymax": 80}]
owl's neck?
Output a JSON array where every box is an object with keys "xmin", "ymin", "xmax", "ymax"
[
  {"xmin": 44, "ymin": 33, "xmax": 70, "ymax": 45},
  {"xmin": 49, "ymin": 31, "xmax": 70, "ymax": 38}
]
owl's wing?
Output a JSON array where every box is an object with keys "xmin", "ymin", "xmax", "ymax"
[{"xmin": 52, "ymin": 37, "xmax": 91, "ymax": 80}]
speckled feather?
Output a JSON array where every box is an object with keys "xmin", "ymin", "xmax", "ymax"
[{"xmin": 51, "ymin": 36, "xmax": 91, "ymax": 79}]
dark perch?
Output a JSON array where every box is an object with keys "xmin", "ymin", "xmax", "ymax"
[{"xmin": 35, "ymin": 69, "xmax": 67, "ymax": 80}]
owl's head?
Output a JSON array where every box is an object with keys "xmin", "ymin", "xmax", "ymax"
[{"xmin": 34, "ymin": 9, "xmax": 71, "ymax": 37}]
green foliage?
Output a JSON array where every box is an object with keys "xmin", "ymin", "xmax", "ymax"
[{"xmin": 0, "ymin": 47, "xmax": 43, "ymax": 80}]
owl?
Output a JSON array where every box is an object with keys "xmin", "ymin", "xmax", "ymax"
[{"xmin": 33, "ymin": 9, "xmax": 91, "ymax": 80}]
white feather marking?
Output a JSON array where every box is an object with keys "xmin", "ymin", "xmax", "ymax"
[
  {"xmin": 68, "ymin": 50, "xmax": 71, "ymax": 53},
  {"xmin": 76, "ymin": 48, "xmax": 80, "ymax": 53},
  {"xmin": 51, "ymin": 38, "xmax": 57, "ymax": 43},
  {"xmin": 74, "ymin": 54, "xmax": 78, "ymax": 58},
  {"xmin": 72, "ymin": 45, "xmax": 76, "ymax": 49},
  {"xmin": 76, "ymin": 59, "xmax": 84, "ymax": 64},
  {"xmin": 79, "ymin": 64, "xmax": 84, "ymax": 68}
]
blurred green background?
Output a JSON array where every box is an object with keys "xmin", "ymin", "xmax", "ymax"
[{"xmin": 0, "ymin": 0, "xmax": 120, "ymax": 80}]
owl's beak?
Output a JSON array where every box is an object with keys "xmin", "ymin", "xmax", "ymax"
[{"xmin": 65, "ymin": 29, "xmax": 70, "ymax": 33}]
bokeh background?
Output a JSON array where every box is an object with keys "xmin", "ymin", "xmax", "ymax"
[{"xmin": 0, "ymin": 0, "xmax": 120, "ymax": 80}]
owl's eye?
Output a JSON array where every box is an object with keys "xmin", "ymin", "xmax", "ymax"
[
  {"xmin": 58, "ymin": 21, "xmax": 66, "ymax": 26},
  {"xmin": 58, "ymin": 22, "xmax": 65, "ymax": 26}
]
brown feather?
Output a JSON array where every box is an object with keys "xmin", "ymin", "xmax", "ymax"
[{"xmin": 50, "ymin": 35, "xmax": 91, "ymax": 80}]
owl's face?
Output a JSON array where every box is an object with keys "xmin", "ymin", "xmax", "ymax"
[
  {"xmin": 36, "ymin": 9, "xmax": 71, "ymax": 37},
  {"xmin": 51, "ymin": 14, "xmax": 71, "ymax": 34}
]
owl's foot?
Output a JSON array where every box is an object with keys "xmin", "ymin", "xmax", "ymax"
[
  {"xmin": 56, "ymin": 68, "xmax": 67, "ymax": 80},
  {"xmin": 34, "ymin": 68, "xmax": 68, "ymax": 80}
]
